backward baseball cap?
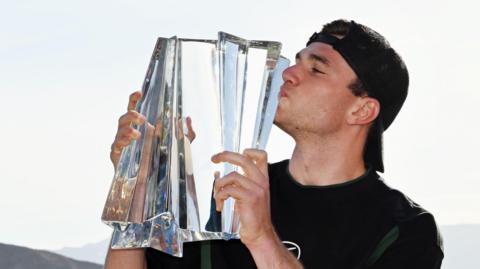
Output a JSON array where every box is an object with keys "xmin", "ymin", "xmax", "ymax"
[{"xmin": 306, "ymin": 20, "xmax": 409, "ymax": 172}]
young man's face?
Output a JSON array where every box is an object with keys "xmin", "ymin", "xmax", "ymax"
[{"xmin": 274, "ymin": 42, "xmax": 360, "ymax": 137}]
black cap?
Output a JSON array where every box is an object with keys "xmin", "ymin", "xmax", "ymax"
[{"xmin": 306, "ymin": 21, "xmax": 409, "ymax": 172}]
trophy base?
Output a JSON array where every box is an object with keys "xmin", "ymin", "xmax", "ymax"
[{"xmin": 110, "ymin": 212, "xmax": 240, "ymax": 257}]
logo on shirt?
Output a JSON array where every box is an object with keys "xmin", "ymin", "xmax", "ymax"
[{"xmin": 282, "ymin": 241, "xmax": 301, "ymax": 260}]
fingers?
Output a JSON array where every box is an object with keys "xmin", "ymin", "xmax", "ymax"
[
  {"xmin": 243, "ymin": 149, "xmax": 268, "ymax": 177},
  {"xmin": 214, "ymin": 184, "xmax": 251, "ymax": 212},
  {"xmin": 211, "ymin": 151, "xmax": 266, "ymax": 186},
  {"xmin": 111, "ymin": 90, "xmax": 142, "ymax": 168},
  {"xmin": 213, "ymin": 171, "xmax": 267, "ymax": 212},
  {"xmin": 128, "ymin": 91, "xmax": 142, "ymax": 111},
  {"xmin": 214, "ymin": 171, "xmax": 261, "ymax": 195},
  {"xmin": 185, "ymin": 116, "xmax": 196, "ymax": 142},
  {"xmin": 122, "ymin": 91, "xmax": 145, "ymax": 128},
  {"xmin": 242, "ymin": 149, "xmax": 267, "ymax": 164},
  {"xmin": 154, "ymin": 120, "xmax": 163, "ymax": 137},
  {"xmin": 111, "ymin": 127, "xmax": 141, "ymax": 154},
  {"xmin": 213, "ymin": 171, "xmax": 223, "ymax": 211},
  {"xmin": 214, "ymin": 172, "xmax": 256, "ymax": 212},
  {"xmin": 118, "ymin": 110, "xmax": 146, "ymax": 129}
]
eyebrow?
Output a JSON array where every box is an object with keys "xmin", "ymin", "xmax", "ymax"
[{"xmin": 296, "ymin": 51, "xmax": 330, "ymax": 67}]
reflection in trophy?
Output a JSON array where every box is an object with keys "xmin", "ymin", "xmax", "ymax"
[{"xmin": 101, "ymin": 32, "xmax": 289, "ymax": 257}]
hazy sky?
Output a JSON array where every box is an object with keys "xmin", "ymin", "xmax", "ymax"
[{"xmin": 1, "ymin": 0, "xmax": 479, "ymax": 249}]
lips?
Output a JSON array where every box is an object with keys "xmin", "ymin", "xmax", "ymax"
[{"xmin": 279, "ymin": 86, "xmax": 288, "ymax": 98}]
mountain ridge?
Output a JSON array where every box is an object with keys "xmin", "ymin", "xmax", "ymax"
[
  {"xmin": 0, "ymin": 243, "xmax": 102, "ymax": 269},
  {"xmin": 53, "ymin": 239, "xmax": 109, "ymax": 265},
  {"xmin": 3, "ymin": 224, "xmax": 478, "ymax": 268}
]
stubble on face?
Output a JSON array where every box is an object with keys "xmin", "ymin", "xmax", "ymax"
[{"xmin": 274, "ymin": 43, "xmax": 358, "ymax": 140}]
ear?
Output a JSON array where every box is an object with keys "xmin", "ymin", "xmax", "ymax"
[{"xmin": 346, "ymin": 97, "xmax": 380, "ymax": 126}]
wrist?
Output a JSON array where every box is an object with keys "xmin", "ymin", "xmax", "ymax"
[
  {"xmin": 244, "ymin": 229, "xmax": 279, "ymax": 254},
  {"xmin": 247, "ymin": 232, "xmax": 281, "ymax": 269},
  {"xmin": 245, "ymin": 230, "xmax": 302, "ymax": 269}
]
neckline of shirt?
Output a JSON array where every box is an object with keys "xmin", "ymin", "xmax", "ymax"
[{"xmin": 274, "ymin": 159, "xmax": 381, "ymax": 201}]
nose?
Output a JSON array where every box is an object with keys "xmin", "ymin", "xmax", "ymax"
[{"xmin": 282, "ymin": 64, "xmax": 300, "ymax": 86}]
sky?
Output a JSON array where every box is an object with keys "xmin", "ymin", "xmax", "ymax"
[{"xmin": 1, "ymin": 0, "xmax": 479, "ymax": 249}]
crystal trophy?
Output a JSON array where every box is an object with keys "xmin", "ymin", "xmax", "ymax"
[{"xmin": 101, "ymin": 32, "xmax": 289, "ymax": 257}]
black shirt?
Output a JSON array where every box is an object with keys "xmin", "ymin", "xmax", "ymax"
[{"xmin": 146, "ymin": 160, "xmax": 443, "ymax": 268}]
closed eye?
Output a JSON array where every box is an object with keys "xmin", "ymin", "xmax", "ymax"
[{"xmin": 312, "ymin": 67, "xmax": 325, "ymax": 74}]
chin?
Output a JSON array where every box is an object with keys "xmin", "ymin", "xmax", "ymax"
[
  {"xmin": 273, "ymin": 116, "xmax": 289, "ymax": 132},
  {"xmin": 275, "ymin": 121, "xmax": 296, "ymax": 138},
  {"xmin": 273, "ymin": 111, "xmax": 284, "ymax": 127}
]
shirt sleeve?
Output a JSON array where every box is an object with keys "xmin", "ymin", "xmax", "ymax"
[
  {"xmin": 366, "ymin": 213, "xmax": 444, "ymax": 269},
  {"xmin": 367, "ymin": 244, "xmax": 443, "ymax": 269}
]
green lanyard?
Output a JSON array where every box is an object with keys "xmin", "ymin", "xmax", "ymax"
[{"xmin": 200, "ymin": 241, "xmax": 212, "ymax": 269}]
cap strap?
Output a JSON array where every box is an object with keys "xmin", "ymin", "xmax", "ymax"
[{"xmin": 306, "ymin": 32, "xmax": 340, "ymax": 46}]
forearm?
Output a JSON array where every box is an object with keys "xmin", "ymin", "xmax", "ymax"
[
  {"xmin": 247, "ymin": 232, "xmax": 303, "ymax": 269},
  {"xmin": 104, "ymin": 236, "xmax": 146, "ymax": 269}
]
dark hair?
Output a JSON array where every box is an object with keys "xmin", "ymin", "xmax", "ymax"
[
  {"xmin": 319, "ymin": 19, "xmax": 382, "ymax": 171},
  {"xmin": 308, "ymin": 19, "xmax": 409, "ymax": 172},
  {"xmin": 320, "ymin": 19, "xmax": 367, "ymax": 97}
]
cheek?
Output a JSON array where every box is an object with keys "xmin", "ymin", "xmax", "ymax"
[
  {"xmin": 308, "ymin": 88, "xmax": 355, "ymax": 123},
  {"xmin": 273, "ymin": 98, "xmax": 291, "ymax": 124},
  {"xmin": 319, "ymin": 82, "xmax": 356, "ymax": 110}
]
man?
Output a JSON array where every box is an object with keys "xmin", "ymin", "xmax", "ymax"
[{"xmin": 105, "ymin": 19, "xmax": 444, "ymax": 268}]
